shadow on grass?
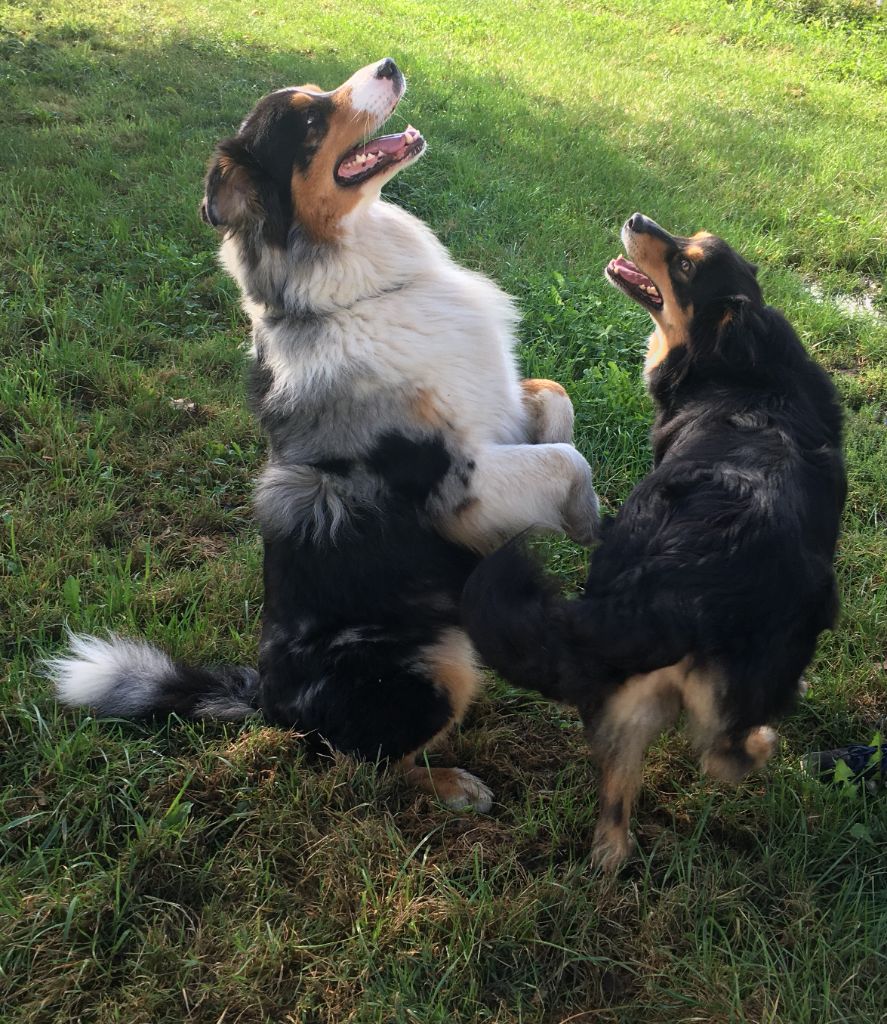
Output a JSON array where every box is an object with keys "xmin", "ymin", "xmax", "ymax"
[{"xmin": 4, "ymin": 19, "xmax": 847, "ymax": 280}]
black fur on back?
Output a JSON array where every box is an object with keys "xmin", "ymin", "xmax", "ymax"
[{"xmin": 463, "ymin": 275, "xmax": 846, "ymax": 739}]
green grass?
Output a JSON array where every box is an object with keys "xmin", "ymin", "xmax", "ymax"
[{"xmin": 2, "ymin": 0, "xmax": 886, "ymax": 1020}]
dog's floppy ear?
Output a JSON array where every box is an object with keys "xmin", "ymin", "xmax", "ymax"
[
  {"xmin": 200, "ymin": 145, "xmax": 262, "ymax": 230},
  {"xmin": 715, "ymin": 294, "xmax": 754, "ymax": 336},
  {"xmin": 694, "ymin": 294, "xmax": 763, "ymax": 369}
]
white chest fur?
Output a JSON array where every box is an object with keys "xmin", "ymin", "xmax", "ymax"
[{"xmin": 221, "ymin": 202, "xmax": 529, "ymax": 445}]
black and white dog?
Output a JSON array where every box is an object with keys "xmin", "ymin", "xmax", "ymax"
[
  {"xmin": 48, "ymin": 59, "xmax": 599, "ymax": 810},
  {"xmin": 463, "ymin": 215, "xmax": 846, "ymax": 866}
]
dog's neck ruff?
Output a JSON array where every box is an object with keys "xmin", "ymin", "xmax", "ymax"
[
  {"xmin": 259, "ymin": 280, "xmax": 413, "ymax": 328},
  {"xmin": 225, "ymin": 200, "xmax": 468, "ymax": 409},
  {"xmin": 221, "ymin": 201, "xmax": 429, "ymax": 322}
]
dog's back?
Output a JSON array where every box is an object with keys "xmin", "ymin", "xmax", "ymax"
[
  {"xmin": 465, "ymin": 301, "xmax": 845, "ymax": 717},
  {"xmin": 577, "ymin": 300, "xmax": 845, "ymax": 726}
]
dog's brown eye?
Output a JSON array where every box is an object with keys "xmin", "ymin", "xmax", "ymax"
[{"xmin": 679, "ymin": 258, "xmax": 693, "ymax": 274}]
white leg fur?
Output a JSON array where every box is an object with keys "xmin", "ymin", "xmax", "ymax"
[
  {"xmin": 520, "ymin": 380, "xmax": 576, "ymax": 444},
  {"xmin": 443, "ymin": 442, "xmax": 599, "ymax": 552}
]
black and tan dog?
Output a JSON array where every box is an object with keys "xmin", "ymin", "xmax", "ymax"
[{"xmin": 462, "ymin": 214, "xmax": 846, "ymax": 869}]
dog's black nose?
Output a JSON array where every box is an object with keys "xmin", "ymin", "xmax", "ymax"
[
  {"xmin": 627, "ymin": 213, "xmax": 647, "ymax": 232},
  {"xmin": 375, "ymin": 58, "xmax": 399, "ymax": 80}
]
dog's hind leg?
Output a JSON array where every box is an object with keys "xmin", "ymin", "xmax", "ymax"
[
  {"xmin": 679, "ymin": 667, "xmax": 779, "ymax": 783},
  {"xmin": 399, "ymin": 627, "xmax": 492, "ymax": 811},
  {"xmin": 520, "ymin": 379, "xmax": 575, "ymax": 444},
  {"xmin": 262, "ymin": 624, "xmax": 493, "ymax": 812},
  {"xmin": 582, "ymin": 666, "xmax": 683, "ymax": 872}
]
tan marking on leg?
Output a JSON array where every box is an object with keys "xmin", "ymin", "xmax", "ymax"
[
  {"xmin": 420, "ymin": 627, "xmax": 484, "ymax": 724},
  {"xmin": 521, "ymin": 378, "xmax": 568, "ymax": 399},
  {"xmin": 676, "ymin": 665, "xmax": 779, "ymax": 782},
  {"xmin": 397, "ymin": 631, "xmax": 490, "ymax": 811},
  {"xmin": 702, "ymin": 731, "xmax": 778, "ymax": 784},
  {"xmin": 584, "ymin": 665, "xmax": 683, "ymax": 872},
  {"xmin": 676, "ymin": 662, "xmax": 724, "ymax": 754},
  {"xmin": 520, "ymin": 378, "xmax": 574, "ymax": 444},
  {"xmin": 745, "ymin": 725, "xmax": 778, "ymax": 766}
]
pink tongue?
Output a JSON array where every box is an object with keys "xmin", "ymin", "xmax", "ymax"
[
  {"xmin": 373, "ymin": 131, "xmax": 410, "ymax": 156},
  {"xmin": 356, "ymin": 126, "xmax": 417, "ymax": 157},
  {"xmin": 611, "ymin": 255, "xmax": 653, "ymax": 288},
  {"xmin": 338, "ymin": 127, "xmax": 423, "ymax": 180}
]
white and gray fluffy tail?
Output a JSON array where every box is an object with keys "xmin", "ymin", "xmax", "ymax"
[{"xmin": 45, "ymin": 633, "xmax": 260, "ymax": 721}]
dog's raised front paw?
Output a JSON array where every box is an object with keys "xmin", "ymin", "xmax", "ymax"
[{"xmin": 562, "ymin": 452, "xmax": 601, "ymax": 546}]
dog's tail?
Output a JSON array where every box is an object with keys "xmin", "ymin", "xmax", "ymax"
[
  {"xmin": 461, "ymin": 541, "xmax": 575, "ymax": 701},
  {"xmin": 45, "ymin": 633, "xmax": 260, "ymax": 721}
]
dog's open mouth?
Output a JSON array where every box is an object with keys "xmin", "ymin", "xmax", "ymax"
[
  {"xmin": 606, "ymin": 255, "xmax": 664, "ymax": 310},
  {"xmin": 335, "ymin": 126, "xmax": 426, "ymax": 186}
]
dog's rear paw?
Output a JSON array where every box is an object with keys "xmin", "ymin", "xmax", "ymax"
[
  {"xmin": 406, "ymin": 764, "xmax": 493, "ymax": 812},
  {"xmin": 437, "ymin": 768, "xmax": 494, "ymax": 812},
  {"xmin": 591, "ymin": 824, "xmax": 636, "ymax": 873},
  {"xmin": 702, "ymin": 725, "xmax": 779, "ymax": 782}
]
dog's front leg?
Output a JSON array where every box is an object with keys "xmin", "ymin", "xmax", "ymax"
[
  {"xmin": 439, "ymin": 442, "xmax": 599, "ymax": 552},
  {"xmin": 520, "ymin": 379, "xmax": 576, "ymax": 444}
]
